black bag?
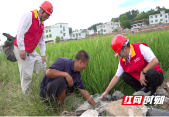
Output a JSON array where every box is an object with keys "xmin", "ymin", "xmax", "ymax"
[{"xmin": 2, "ymin": 33, "xmax": 17, "ymax": 62}]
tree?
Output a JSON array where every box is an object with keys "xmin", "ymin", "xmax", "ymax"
[
  {"xmin": 161, "ymin": 6, "xmax": 166, "ymax": 10},
  {"xmin": 119, "ymin": 10, "xmax": 139, "ymax": 21},
  {"xmin": 120, "ymin": 15, "xmax": 131, "ymax": 29},
  {"xmin": 55, "ymin": 36, "xmax": 60, "ymax": 43},
  {"xmin": 69, "ymin": 27, "xmax": 72, "ymax": 34},
  {"xmin": 85, "ymin": 33, "xmax": 89, "ymax": 38},
  {"xmin": 155, "ymin": 6, "xmax": 161, "ymax": 11},
  {"xmin": 111, "ymin": 18, "xmax": 119, "ymax": 22},
  {"xmin": 88, "ymin": 23, "xmax": 103, "ymax": 32},
  {"xmin": 131, "ymin": 10, "xmax": 139, "ymax": 20},
  {"xmin": 98, "ymin": 33, "xmax": 102, "ymax": 35},
  {"xmin": 133, "ymin": 12, "xmax": 146, "ymax": 21},
  {"xmin": 113, "ymin": 28, "xmax": 118, "ymax": 32}
]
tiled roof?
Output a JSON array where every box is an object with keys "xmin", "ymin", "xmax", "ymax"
[
  {"xmin": 44, "ymin": 26, "xmax": 51, "ymax": 29},
  {"xmin": 96, "ymin": 24, "xmax": 106, "ymax": 27},
  {"xmin": 131, "ymin": 19, "xmax": 146, "ymax": 23}
]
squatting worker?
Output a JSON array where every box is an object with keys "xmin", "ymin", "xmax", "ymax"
[
  {"xmin": 40, "ymin": 50, "xmax": 96, "ymax": 108},
  {"xmin": 101, "ymin": 34, "xmax": 164, "ymax": 99},
  {"xmin": 13, "ymin": 1, "xmax": 53, "ymax": 95}
]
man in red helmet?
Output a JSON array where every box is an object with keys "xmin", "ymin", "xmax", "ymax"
[
  {"xmin": 13, "ymin": 1, "xmax": 53, "ymax": 95},
  {"xmin": 101, "ymin": 34, "xmax": 164, "ymax": 99}
]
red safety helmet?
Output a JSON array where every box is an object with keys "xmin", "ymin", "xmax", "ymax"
[
  {"xmin": 40, "ymin": 1, "xmax": 53, "ymax": 15},
  {"xmin": 111, "ymin": 34, "xmax": 127, "ymax": 57}
]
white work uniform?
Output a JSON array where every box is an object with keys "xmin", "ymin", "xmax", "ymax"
[
  {"xmin": 115, "ymin": 44, "xmax": 156, "ymax": 77},
  {"xmin": 13, "ymin": 11, "xmax": 46, "ymax": 95}
]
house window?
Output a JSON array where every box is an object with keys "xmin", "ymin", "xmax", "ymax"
[
  {"xmin": 100, "ymin": 26, "xmax": 102, "ymax": 28},
  {"xmin": 60, "ymin": 25, "xmax": 62, "ymax": 28},
  {"xmin": 49, "ymin": 34, "xmax": 52, "ymax": 38},
  {"xmin": 160, "ymin": 19, "xmax": 163, "ymax": 21},
  {"xmin": 150, "ymin": 16, "xmax": 153, "ymax": 18},
  {"xmin": 160, "ymin": 14, "xmax": 162, "ymax": 17},
  {"xmin": 111, "ymin": 23, "xmax": 113, "ymax": 25},
  {"xmin": 112, "ymin": 27, "xmax": 113, "ymax": 29},
  {"xmin": 155, "ymin": 15, "xmax": 157, "ymax": 18},
  {"xmin": 49, "ymin": 29, "xmax": 51, "ymax": 32},
  {"xmin": 79, "ymin": 33, "xmax": 81, "ymax": 36},
  {"xmin": 104, "ymin": 30, "xmax": 106, "ymax": 32},
  {"xmin": 155, "ymin": 19, "xmax": 158, "ymax": 22},
  {"xmin": 166, "ymin": 20, "xmax": 168, "ymax": 22},
  {"xmin": 97, "ymin": 27, "xmax": 99, "ymax": 29},
  {"xmin": 46, "ymin": 30, "xmax": 48, "ymax": 33},
  {"xmin": 103, "ymin": 26, "xmax": 105, "ymax": 28},
  {"xmin": 76, "ymin": 34, "xmax": 78, "ymax": 37},
  {"xmin": 60, "ymin": 30, "xmax": 62, "ymax": 33},
  {"xmin": 73, "ymin": 35, "xmax": 75, "ymax": 37},
  {"xmin": 63, "ymin": 26, "xmax": 65, "ymax": 31},
  {"xmin": 165, "ymin": 15, "xmax": 168, "ymax": 18},
  {"xmin": 46, "ymin": 35, "xmax": 48, "ymax": 38},
  {"xmin": 61, "ymin": 36, "xmax": 63, "ymax": 39},
  {"xmin": 63, "ymin": 33, "xmax": 65, "ymax": 36},
  {"xmin": 151, "ymin": 20, "xmax": 153, "ymax": 23}
]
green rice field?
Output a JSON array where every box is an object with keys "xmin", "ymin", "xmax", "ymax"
[{"xmin": 0, "ymin": 30, "xmax": 169, "ymax": 115}]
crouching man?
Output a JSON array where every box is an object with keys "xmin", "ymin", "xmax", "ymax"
[{"xmin": 40, "ymin": 50, "xmax": 95, "ymax": 108}]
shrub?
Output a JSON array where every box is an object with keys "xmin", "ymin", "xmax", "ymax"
[
  {"xmin": 55, "ymin": 36, "xmax": 60, "ymax": 43},
  {"xmin": 98, "ymin": 33, "xmax": 102, "ymax": 35},
  {"xmin": 113, "ymin": 28, "xmax": 118, "ymax": 32}
]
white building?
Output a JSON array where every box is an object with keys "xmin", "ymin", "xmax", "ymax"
[
  {"xmin": 87, "ymin": 30, "xmax": 94, "ymax": 35},
  {"xmin": 44, "ymin": 23, "xmax": 70, "ymax": 43},
  {"xmin": 70, "ymin": 29, "xmax": 88, "ymax": 40},
  {"xmin": 149, "ymin": 10, "xmax": 169, "ymax": 25},
  {"xmin": 131, "ymin": 19, "xmax": 147, "ymax": 29},
  {"xmin": 96, "ymin": 21, "xmax": 121, "ymax": 34}
]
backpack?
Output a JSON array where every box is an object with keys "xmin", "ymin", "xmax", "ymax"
[{"xmin": 2, "ymin": 33, "xmax": 17, "ymax": 62}]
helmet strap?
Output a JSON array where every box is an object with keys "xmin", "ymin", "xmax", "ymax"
[
  {"xmin": 40, "ymin": 10, "xmax": 45, "ymax": 21},
  {"xmin": 42, "ymin": 10, "xmax": 45, "ymax": 14},
  {"xmin": 121, "ymin": 48, "xmax": 128, "ymax": 60}
]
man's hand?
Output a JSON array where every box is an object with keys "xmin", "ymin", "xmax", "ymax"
[
  {"xmin": 20, "ymin": 50, "xmax": 26, "ymax": 60},
  {"xmin": 65, "ymin": 73, "xmax": 73, "ymax": 87},
  {"xmin": 101, "ymin": 91, "xmax": 108, "ymax": 100},
  {"xmin": 78, "ymin": 89, "xmax": 96, "ymax": 107},
  {"xmin": 139, "ymin": 71, "xmax": 148, "ymax": 86},
  {"xmin": 41, "ymin": 56, "xmax": 46, "ymax": 64}
]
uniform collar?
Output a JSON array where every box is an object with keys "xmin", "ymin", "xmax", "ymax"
[
  {"xmin": 33, "ymin": 9, "xmax": 38, "ymax": 19},
  {"xmin": 71, "ymin": 60, "xmax": 74, "ymax": 71},
  {"xmin": 33, "ymin": 9, "xmax": 44, "ymax": 24},
  {"xmin": 122, "ymin": 44, "xmax": 136, "ymax": 61}
]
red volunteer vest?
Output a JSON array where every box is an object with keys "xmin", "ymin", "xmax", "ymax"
[
  {"xmin": 14, "ymin": 9, "xmax": 44, "ymax": 53},
  {"xmin": 120, "ymin": 43, "xmax": 163, "ymax": 81}
]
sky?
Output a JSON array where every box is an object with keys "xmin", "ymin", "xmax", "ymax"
[{"xmin": 0, "ymin": 0, "xmax": 168, "ymax": 45}]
